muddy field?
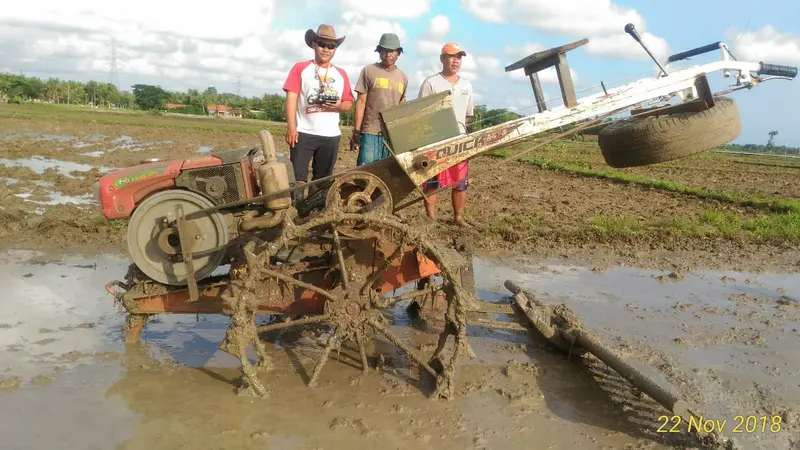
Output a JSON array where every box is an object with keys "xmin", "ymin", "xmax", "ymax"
[
  {"xmin": 1, "ymin": 103, "xmax": 799, "ymax": 449},
  {"xmin": 2, "ymin": 105, "xmax": 799, "ymax": 273}
]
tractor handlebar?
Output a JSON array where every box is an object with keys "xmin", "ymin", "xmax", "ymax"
[
  {"xmin": 667, "ymin": 42, "xmax": 723, "ymax": 63},
  {"xmin": 758, "ymin": 62, "xmax": 798, "ymax": 79},
  {"xmin": 624, "ymin": 23, "xmax": 642, "ymax": 43}
]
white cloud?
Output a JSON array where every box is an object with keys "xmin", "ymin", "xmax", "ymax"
[
  {"xmin": 333, "ymin": 13, "xmax": 410, "ymax": 82},
  {"xmin": 461, "ymin": 0, "xmax": 506, "ymax": 23},
  {"xmin": 341, "ymin": 0, "xmax": 431, "ymax": 18},
  {"xmin": 429, "ymin": 15, "xmax": 451, "ymax": 38},
  {"xmin": 728, "ymin": 25, "xmax": 800, "ymax": 65},
  {"xmin": 586, "ymin": 32, "xmax": 670, "ymax": 62},
  {"xmin": 474, "ymin": 56, "xmax": 502, "ymax": 75},
  {"xmin": 504, "ymin": 42, "xmax": 546, "ymax": 60},
  {"xmin": 0, "ymin": 0, "xmax": 275, "ymax": 41},
  {"xmin": 463, "ymin": 1, "xmax": 668, "ymax": 64},
  {"xmin": 0, "ymin": 0, "xmax": 288, "ymax": 96},
  {"xmin": 418, "ymin": 40, "xmax": 444, "ymax": 57},
  {"xmin": 510, "ymin": 0, "xmax": 644, "ymax": 36}
]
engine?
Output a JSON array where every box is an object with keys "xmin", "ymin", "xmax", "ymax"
[{"xmin": 93, "ymin": 130, "xmax": 296, "ymax": 286}]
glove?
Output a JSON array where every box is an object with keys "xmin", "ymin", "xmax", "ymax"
[{"xmin": 349, "ymin": 130, "xmax": 361, "ymax": 152}]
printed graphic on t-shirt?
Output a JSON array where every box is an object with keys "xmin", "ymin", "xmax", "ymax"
[{"xmin": 305, "ymin": 71, "xmax": 341, "ymax": 114}]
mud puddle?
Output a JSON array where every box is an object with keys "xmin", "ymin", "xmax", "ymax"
[
  {"xmin": 0, "ymin": 156, "xmax": 115, "ymax": 177},
  {"xmin": 110, "ymin": 135, "xmax": 174, "ymax": 153},
  {"xmin": 473, "ymin": 257, "xmax": 800, "ymax": 450},
  {"xmin": 0, "ymin": 250, "xmax": 701, "ymax": 450},
  {"xmin": 1, "ymin": 132, "xmax": 77, "ymax": 143},
  {"xmin": 13, "ymin": 189, "xmax": 94, "ymax": 207}
]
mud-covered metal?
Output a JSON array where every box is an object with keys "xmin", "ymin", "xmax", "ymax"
[{"xmin": 504, "ymin": 279, "xmax": 737, "ymax": 450}]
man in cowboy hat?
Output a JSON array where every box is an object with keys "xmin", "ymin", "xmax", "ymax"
[
  {"xmin": 418, "ymin": 42, "xmax": 474, "ymax": 227},
  {"xmin": 282, "ymin": 24, "xmax": 354, "ymax": 198},
  {"xmin": 351, "ymin": 33, "xmax": 409, "ymax": 166}
]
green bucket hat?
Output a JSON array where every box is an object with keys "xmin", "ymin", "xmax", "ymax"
[{"xmin": 375, "ymin": 33, "xmax": 403, "ymax": 53}]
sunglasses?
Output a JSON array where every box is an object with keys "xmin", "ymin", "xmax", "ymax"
[{"xmin": 316, "ymin": 41, "xmax": 337, "ymax": 50}]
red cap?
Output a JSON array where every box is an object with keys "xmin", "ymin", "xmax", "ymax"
[{"xmin": 441, "ymin": 42, "xmax": 466, "ymax": 56}]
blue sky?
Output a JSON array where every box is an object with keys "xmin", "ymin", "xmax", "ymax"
[{"xmin": 2, "ymin": 0, "xmax": 798, "ymax": 145}]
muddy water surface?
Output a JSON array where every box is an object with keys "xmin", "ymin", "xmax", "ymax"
[
  {"xmin": 1, "ymin": 250, "xmax": 798, "ymax": 449},
  {"xmin": 474, "ymin": 257, "xmax": 800, "ymax": 450}
]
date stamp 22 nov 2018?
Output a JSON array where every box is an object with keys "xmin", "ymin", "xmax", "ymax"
[{"xmin": 657, "ymin": 415, "xmax": 783, "ymax": 434}]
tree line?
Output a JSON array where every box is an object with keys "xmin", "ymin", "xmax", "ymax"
[
  {"xmin": 0, "ymin": 72, "xmax": 294, "ymax": 122},
  {"xmin": 720, "ymin": 142, "xmax": 799, "ymax": 155},
  {"xmin": 1, "ymin": 72, "xmax": 529, "ymax": 129},
  {"xmin": 1, "ymin": 73, "xmax": 135, "ymax": 108}
]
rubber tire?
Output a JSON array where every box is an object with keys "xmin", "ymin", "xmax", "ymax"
[
  {"xmin": 127, "ymin": 189, "xmax": 228, "ymax": 286},
  {"xmin": 597, "ymin": 97, "xmax": 741, "ymax": 168}
]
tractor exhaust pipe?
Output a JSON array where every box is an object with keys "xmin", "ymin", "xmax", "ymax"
[
  {"xmin": 257, "ymin": 130, "xmax": 292, "ymax": 211},
  {"xmin": 240, "ymin": 209, "xmax": 286, "ymax": 231}
]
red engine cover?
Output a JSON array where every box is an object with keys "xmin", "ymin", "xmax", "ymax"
[{"xmin": 97, "ymin": 155, "xmax": 225, "ymax": 220}]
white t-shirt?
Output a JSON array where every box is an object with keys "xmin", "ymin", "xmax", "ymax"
[
  {"xmin": 418, "ymin": 73, "xmax": 474, "ymax": 134},
  {"xmin": 282, "ymin": 60, "xmax": 354, "ymax": 137}
]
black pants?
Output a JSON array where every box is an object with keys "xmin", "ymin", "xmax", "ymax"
[{"xmin": 290, "ymin": 132, "xmax": 340, "ymax": 183}]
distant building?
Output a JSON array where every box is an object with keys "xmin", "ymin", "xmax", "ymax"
[
  {"xmin": 166, "ymin": 103, "xmax": 188, "ymax": 110},
  {"xmin": 206, "ymin": 104, "xmax": 242, "ymax": 118}
]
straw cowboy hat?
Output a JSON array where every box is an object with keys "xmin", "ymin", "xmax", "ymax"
[{"xmin": 305, "ymin": 24, "xmax": 346, "ymax": 48}]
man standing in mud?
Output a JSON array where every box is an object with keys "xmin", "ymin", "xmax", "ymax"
[
  {"xmin": 418, "ymin": 42, "xmax": 474, "ymax": 227},
  {"xmin": 351, "ymin": 33, "xmax": 409, "ymax": 165},
  {"xmin": 282, "ymin": 24, "xmax": 354, "ymax": 200}
]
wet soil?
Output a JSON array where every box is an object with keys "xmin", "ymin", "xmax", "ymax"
[
  {"xmin": 3, "ymin": 118, "xmax": 800, "ymax": 273},
  {"xmin": 1, "ymin": 251, "xmax": 798, "ymax": 449},
  {"xmin": 0, "ymin": 251, "xmax": 669, "ymax": 449}
]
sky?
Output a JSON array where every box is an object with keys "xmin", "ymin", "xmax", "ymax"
[{"xmin": 1, "ymin": 0, "xmax": 799, "ymax": 146}]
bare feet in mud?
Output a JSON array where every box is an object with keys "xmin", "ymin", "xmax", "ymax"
[{"xmin": 454, "ymin": 216, "xmax": 472, "ymax": 228}]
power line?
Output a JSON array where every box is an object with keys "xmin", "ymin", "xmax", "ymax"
[{"xmin": 108, "ymin": 39, "xmax": 120, "ymax": 89}]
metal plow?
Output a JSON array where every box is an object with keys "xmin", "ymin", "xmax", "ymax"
[{"xmin": 504, "ymin": 281, "xmax": 739, "ymax": 449}]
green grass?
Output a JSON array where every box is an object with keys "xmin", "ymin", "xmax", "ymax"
[
  {"xmin": 589, "ymin": 216, "xmax": 644, "ymax": 238},
  {"xmin": 0, "ymin": 103, "xmax": 286, "ymax": 134},
  {"xmin": 582, "ymin": 210, "xmax": 800, "ymax": 242}
]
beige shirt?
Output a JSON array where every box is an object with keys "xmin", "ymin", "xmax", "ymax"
[{"xmin": 355, "ymin": 63, "xmax": 409, "ymax": 134}]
